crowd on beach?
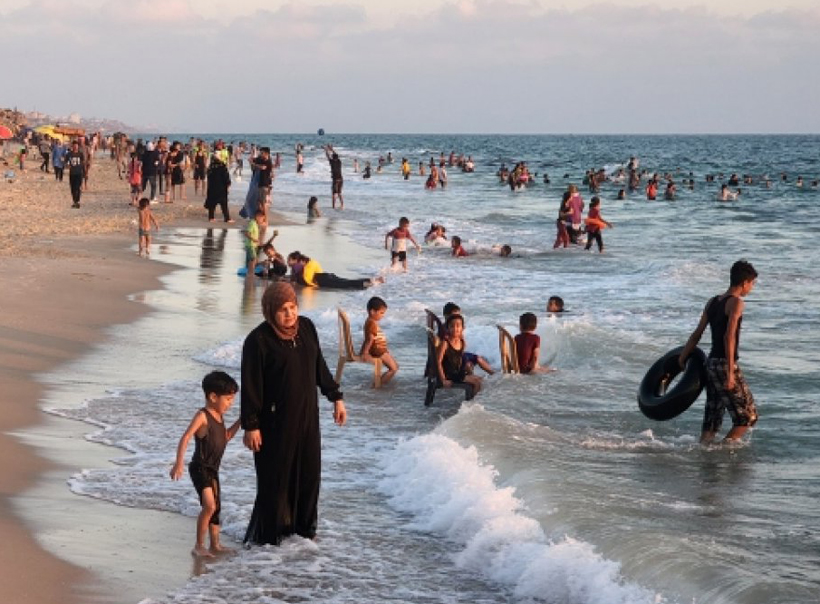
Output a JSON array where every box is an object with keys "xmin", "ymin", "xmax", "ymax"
[{"xmin": 0, "ymin": 125, "xmax": 787, "ymax": 570}]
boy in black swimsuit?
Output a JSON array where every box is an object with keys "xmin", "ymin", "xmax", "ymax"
[
  {"xmin": 170, "ymin": 371, "xmax": 241, "ymax": 557},
  {"xmin": 679, "ymin": 260, "xmax": 758, "ymax": 444}
]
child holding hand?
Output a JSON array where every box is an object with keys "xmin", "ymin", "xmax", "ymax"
[{"xmin": 170, "ymin": 371, "xmax": 241, "ymax": 558}]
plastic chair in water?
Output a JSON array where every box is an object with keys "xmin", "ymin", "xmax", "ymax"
[
  {"xmin": 335, "ymin": 308, "xmax": 383, "ymax": 388},
  {"xmin": 496, "ymin": 325, "xmax": 520, "ymax": 374}
]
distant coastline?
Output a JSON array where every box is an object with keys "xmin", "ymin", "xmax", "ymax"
[{"xmin": 1, "ymin": 106, "xmax": 152, "ymax": 136}]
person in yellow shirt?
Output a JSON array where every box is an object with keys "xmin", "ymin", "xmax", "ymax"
[{"xmin": 286, "ymin": 252, "xmax": 383, "ymax": 290}]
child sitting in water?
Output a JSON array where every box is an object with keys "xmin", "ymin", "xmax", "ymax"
[
  {"xmin": 360, "ymin": 296, "xmax": 398, "ymax": 385},
  {"xmin": 441, "ymin": 303, "xmax": 494, "ymax": 376},
  {"xmin": 170, "ymin": 371, "xmax": 241, "ymax": 558},
  {"xmin": 425, "ymin": 223, "xmax": 447, "ymax": 244},
  {"xmin": 436, "ymin": 314, "xmax": 484, "ymax": 395},
  {"xmin": 451, "ymin": 235, "xmax": 469, "ymax": 257},
  {"xmin": 514, "ymin": 313, "xmax": 555, "ymax": 374},
  {"xmin": 260, "ymin": 240, "xmax": 287, "ymax": 278},
  {"xmin": 307, "ymin": 196, "xmax": 322, "ymax": 218},
  {"xmin": 547, "ymin": 296, "xmax": 565, "ymax": 314}
]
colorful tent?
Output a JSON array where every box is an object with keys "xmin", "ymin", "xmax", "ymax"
[{"xmin": 54, "ymin": 125, "xmax": 85, "ymax": 137}]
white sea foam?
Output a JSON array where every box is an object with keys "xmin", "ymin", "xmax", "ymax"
[{"xmin": 379, "ymin": 433, "xmax": 660, "ymax": 604}]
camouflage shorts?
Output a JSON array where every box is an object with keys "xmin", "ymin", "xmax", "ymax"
[{"xmin": 703, "ymin": 358, "xmax": 758, "ymax": 433}]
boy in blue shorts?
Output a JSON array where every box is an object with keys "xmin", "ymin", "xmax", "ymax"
[{"xmin": 678, "ymin": 260, "xmax": 758, "ymax": 444}]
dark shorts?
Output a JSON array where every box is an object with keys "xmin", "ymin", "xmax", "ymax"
[
  {"xmin": 391, "ymin": 251, "xmax": 407, "ymax": 262},
  {"xmin": 130, "ymin": 184, "xmax": 141, "ymax": 194},
  {"xmin": 193, "ymin": 166, "xmax": 205, "ymax": 180},
  {"xmin": 189, "ymin": 462, "xmax": 221, "ymax": 525},
  {"xmin": 258, "ymin": 185, "xmax": 271, "ymax": 199},
  {"xmin": 332, "ymin": 178, "xmax": 343, "ymax": 195},
  {"xmin": 703, "ymin": 358, "xmax": 758, "ymax": 433}
]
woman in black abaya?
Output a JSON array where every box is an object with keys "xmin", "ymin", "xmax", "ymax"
[
  {"xmin": 241, "ymin": 282, "xmax": 347, "ymax": 545},
  {"xmin": 204, "ymin": 154, "xmax": 232, "ymax": 223}
]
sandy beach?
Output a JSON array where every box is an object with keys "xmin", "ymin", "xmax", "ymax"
[{"xmin": 0, "ymin": 153, "xmax": 245, "ymax": 603}]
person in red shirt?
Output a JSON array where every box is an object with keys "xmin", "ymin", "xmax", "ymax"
[
  {"xmin": 646, "ymin": 178, "xmax": 658, "ymax": 200},
  {"xmin": 514, "ymin": 313, "xmax": 555, "ymax": 374},
  {"xmin": 451, "ymin": 236, "xmax": 468, "ymax": 257}
]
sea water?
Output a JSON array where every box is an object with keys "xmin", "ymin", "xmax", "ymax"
[{"xmin": 48, "ymin": 135, "xmax": 820, "ymax": 603}]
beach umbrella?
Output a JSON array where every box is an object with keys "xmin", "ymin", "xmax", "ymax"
[
  {"xmin": 34, "ymin": 124, "xmax": 68, "ymax": 141},
  {"xmin": 0, "ymin": 125, "xmax": 13, "ymax": 139}
]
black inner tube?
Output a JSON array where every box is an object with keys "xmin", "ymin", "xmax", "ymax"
[{"xmin": 637, "ymin": 346, "xmax": 707, "ymax": 421}]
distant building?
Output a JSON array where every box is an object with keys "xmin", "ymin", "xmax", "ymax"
[{"xmin": 68, "ymin": 113, "xmax": 81, "ymax": 124}]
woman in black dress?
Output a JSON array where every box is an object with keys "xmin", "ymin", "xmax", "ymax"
[
  {"xmin": 204, "ymin": 154, "xmax": 232, "ymax": 222},
  {"xmin": 241, "ymin": 282, "xmax": 347, "ymax": 545},
  {"xmin": 166, "ymin": 141, "xmax": 186, "ymax": 201}
]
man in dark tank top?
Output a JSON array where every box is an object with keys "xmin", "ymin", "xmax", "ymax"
[{"xmin": 679, "ymin": 260, "xmax": 759, "ymax": 444}]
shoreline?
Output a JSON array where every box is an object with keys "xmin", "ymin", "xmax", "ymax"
[
  {"xmin": 0, "ymin": 232, "xmax": 179, "ymax": 603},
  {"xmin": 0, "ymin": 155, "xmax": 275, "ymax": 603},
  {"xmin": 0, "ymin": 152, "xmax": 374, "ymax": 602}
]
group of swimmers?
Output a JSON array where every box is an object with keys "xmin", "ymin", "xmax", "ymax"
[{"xmin": 358, "ymin": 295, "xmax": 566, "ymax": 397}]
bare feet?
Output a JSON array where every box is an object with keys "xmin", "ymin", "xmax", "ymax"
[
  {"xmin": 191, "ymin": 545, "xmax": 215, "ymax": 558},
  {"xmin": 210, "ymin": 544, "xmax": 236, "ymax": 555}
]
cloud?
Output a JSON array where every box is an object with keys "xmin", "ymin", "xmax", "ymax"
[
  {"xmin": 1, "ymin": 0, "xmax": 819, "ymax": 133},
  {"xmin": 102, "ymin": 0, "xmax": 201, "ymax": 24}
]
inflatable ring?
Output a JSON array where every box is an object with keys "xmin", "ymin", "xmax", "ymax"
[{"xmin": 637, "ymin": 346, "xmax": 707, "ymax": 421}]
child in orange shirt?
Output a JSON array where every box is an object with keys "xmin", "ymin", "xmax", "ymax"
[{"xmin": 584, "ymin": 197, "xmax": 612, "ymax": 253}]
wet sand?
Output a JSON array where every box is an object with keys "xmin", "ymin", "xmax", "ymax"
[
  {"xmin": 0, "ymin": 233, "xmax": 185, "ymax": 603},
  {"xmin": 0, "ymin": 154, "xmax": 291, "ymax": 602}
]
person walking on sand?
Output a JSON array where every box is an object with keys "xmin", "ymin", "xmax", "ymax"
[
  {"xmin": 678, "ymin": 260, "xmax": 759, "ymax": 445},
  {"xmin": 65, "ymin": 140, "xmax": 85, "ymax": 208},
  {"xmin": 325, "ymin": 145, "xmax": 344, "ymax": 209},
  {"xmin": 204, "ymin": 154, "xmax": 233, "ymax": 223},
  {"xmin": 241, "ymin": 282, "xmax": 347, "ymax": 546},
  {"xmin": 250, "ymin": 147, "xmax": 274, "ymax": 211},
  {"xmin": 170, "ymin": 371, "xmax": 241, "ymax": 558},
  {"xmin": 38, "ymin": 138, "xmax": 50, "ymax": 173},
  {"xmin": 52, "ymin": 139, "xmax": 67, "ymax": 182},
  {"xmin": 141, "ymin": 141, "xmax": 160, "ymax": 201}
]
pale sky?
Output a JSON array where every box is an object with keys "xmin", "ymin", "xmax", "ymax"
[{"xmin": 2, "ymin": 0, "xmax": 819, "ymax": 133}]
